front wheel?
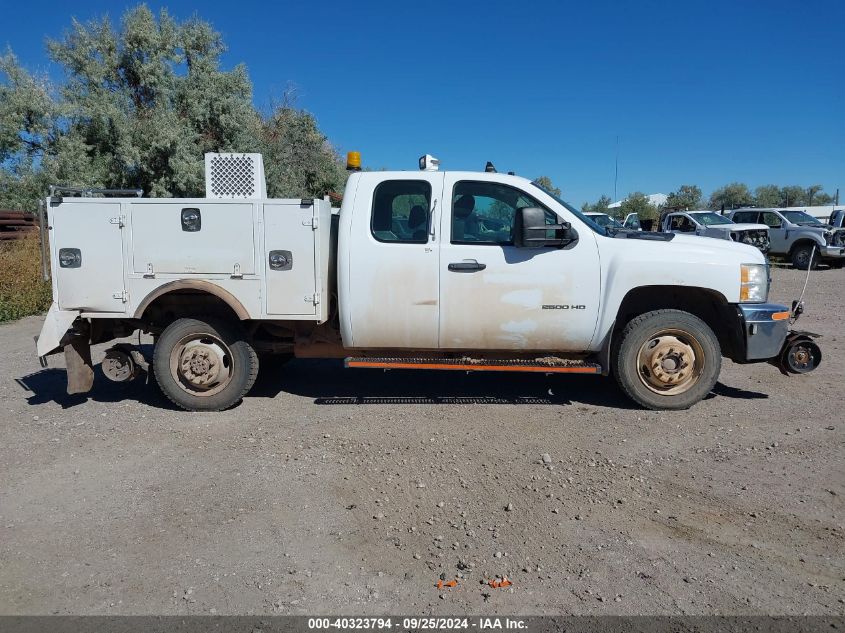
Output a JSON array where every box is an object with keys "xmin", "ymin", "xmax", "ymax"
[
  {"xmin": 791, "ymin": 244, "xmax": 819, "ymax": 270},
  {"xmin": 613, "ymin": 310, "xmax": 721, "ymax": 410},
  {"xmin": 153, "ymin": 318, "xmax": 259, "ymax": 411}
]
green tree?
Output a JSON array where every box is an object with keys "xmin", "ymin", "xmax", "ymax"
[
  {"xmin": 260, "ymin": 99, "xmax": 346, "ymax": 198},
  {"xmin": 619, "ymin": 191, "xmax": 658, "ymax": 221},
  {"xmin": 664, "ymin": 184, "xmax": 701, "ymax": 210},
  {"xmin": 813, "ymin": 192, "xmax": 834, "ymax": 205},
  {"xmin": 804, "ymin": 184, "xmax": 826, "ymax": 206},
  {"xmin": 582, "ymin": 195, "xmax": 611, "ymax": 214},
  {"xmin": 533, "ymin": 175, "xmax": 561, "ymax": 197},
  {"xmin": 779, "ymin": 185, "xmax": 805, "ymax": 207},
  {"xmin": 754, "ymin": 184, "xmax": 781, "ymax": 208},
  {"xmin": 708, "ymin": 182, "xmax": 753, "ymax": 210},
  {"xmin": 0, "ymin": 5, "xmax": 345, "ymax": 211}
]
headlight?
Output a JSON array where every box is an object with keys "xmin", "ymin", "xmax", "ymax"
[{"xmin": 740, "ymin": 263, "xmax": 768, "ymax": 303}]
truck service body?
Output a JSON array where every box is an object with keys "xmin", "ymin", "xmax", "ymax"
[{"xmin": 36, "ymin": 153, "xmax": 821, "ymax": 411}]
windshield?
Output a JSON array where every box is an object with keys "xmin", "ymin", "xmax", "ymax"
[
  {"xmin": 530, "ymin": 181, "xmax": 606, "ymax": 234},
  {"xmin": 693, "ymin": 212, "xmax": 733, "ymax": 226},
  {"xmin": 588, "ymin": 213, "xmax": 623, "ymax": 228},
  {"xmin": 782, "ymin": 211, "xmax": 822, "ymax": 225}
]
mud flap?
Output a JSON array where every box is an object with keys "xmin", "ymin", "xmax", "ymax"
[{"xmin": 64, "ymin": 335, "xmax": 94, "ymax": 395}]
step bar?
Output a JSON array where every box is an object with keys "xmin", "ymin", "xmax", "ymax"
[{"xmin": 344, "ymin": 357, "xmax": 601, "ymax": 374}]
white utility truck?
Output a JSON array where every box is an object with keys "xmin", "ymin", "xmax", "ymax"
[{"xmin": 35, "ymin": 153, "xmax": 821, "ymax": 411}]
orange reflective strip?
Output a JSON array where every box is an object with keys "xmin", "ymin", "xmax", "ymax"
[
  {"xmin": 771, "ymin": 311, "xmax": 790, "ymax": 321},
  {"xmin": 346, "ymin": 360, "xmax": 600, "ymax": 374}
]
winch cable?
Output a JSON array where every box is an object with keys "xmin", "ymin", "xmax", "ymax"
[{"xmin": 791, "ymin": 243, "xmax": 816, "ymax": 324}]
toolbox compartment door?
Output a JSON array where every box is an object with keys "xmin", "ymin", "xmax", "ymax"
[
  {"xmin": 53, "ymin": 201, "xmax": 127, "ymax": 313},
  {"xmin": 263, "ymin": 201, "xmax": 318, "ymax": 316},
  {"xmin": 131, "ymin": 202, "xmax": 255, "ymax": 275}
]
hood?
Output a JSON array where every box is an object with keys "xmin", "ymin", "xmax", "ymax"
[
  {"xmin": 659, "ymin": 233, "xmax": 765, "ymax": 262},
  {"xmin": 720, "ymin": 223, "xmax": 769, "ymax": 232}
]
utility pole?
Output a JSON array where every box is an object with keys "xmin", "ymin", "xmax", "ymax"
[{"xmin": 614, "ymin": 136, "xmax": 619, "ymax": 201}]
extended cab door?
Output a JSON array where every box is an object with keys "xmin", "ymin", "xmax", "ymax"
[
  {"xmin": 760, "ymin": 211, "xmax": 789, "ymax": 253},
  {"xmin": 344, "ymin": 173, "xmax": 444, "ymax": 348},
  {"xmin": 438, "ymin": 175, "xmax": 600, "ymax": 351}
]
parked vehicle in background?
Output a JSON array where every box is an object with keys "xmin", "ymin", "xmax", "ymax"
[
  {"xmin": 623, "ymin": 213, "xmax": 642, "ymax": 231},
  {"xmin": 729, "ymin": 208, "xmax": 845, "ymax": 269},
  {"xmin": 35, "ymin": 152, "xmax": 821, "ymax": 413},
  {"xmin": 659, "ymin": 211, "xmax": 770, "ymax": 254},
  {"xmin": 583, "ymin": 212, "xmax": 623, "ymax": 230},
  {"xmin": 828, "ymin": 209, "xmax": 845, "ymax": 229}
]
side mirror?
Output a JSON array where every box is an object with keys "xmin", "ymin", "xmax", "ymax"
[{"xmin": 513, "ymin": 207, "xmax": 574, "ymax": 248}]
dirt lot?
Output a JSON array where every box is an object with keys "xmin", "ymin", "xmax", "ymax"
[{"xmin": 0, "ymin": 267, "xmax": 842, "ymax": 615}]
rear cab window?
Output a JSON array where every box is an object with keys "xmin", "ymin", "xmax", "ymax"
[{"xmin": 371, "ymin": 180, "xmax": 431, "ymax": 243}]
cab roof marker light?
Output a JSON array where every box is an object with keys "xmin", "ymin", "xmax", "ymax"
[{"xmin": 419, "ymin": 154, "xmax": 440, "ymax": 171}]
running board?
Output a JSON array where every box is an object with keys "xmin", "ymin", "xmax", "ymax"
[{"xmin": 344, "ymin": 357, "xmax": 602, "ymax": 374}]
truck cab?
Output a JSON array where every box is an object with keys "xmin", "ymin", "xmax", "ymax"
[{"xmin": 36, "ymin": 153, "xmax": 821, "ymax": 413}]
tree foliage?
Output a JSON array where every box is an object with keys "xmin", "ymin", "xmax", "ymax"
[
  {"xmin": 533, "ymin": 175, "xmax": 561, "ymax": 197},
  {"xmin": 708, "ymin": 182, "xmax": 753, "ymax": 211},
  {"xmin": 581, "ymin": 195, "xmax": 611, "ymax": 214},
  {"xmin": 619, "ymin": 191, "xmax": 658, "ymax": 221},
  {"xmin": 665, "ymin": 184, "xmax": 701, "ymax": 210},
  {"xmin": 0, "ymin": 5, "xmax": 345, "ymax": 211}
]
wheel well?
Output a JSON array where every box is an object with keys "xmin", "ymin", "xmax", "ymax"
[
  {"xmin": 613, "ymin": 286, "xmax": 742, "ymax": 360},
  {"xmin": 788, "ymin": 239, "xmax": 819, "ymax": 255},
  {"xmin": 136, "ymin": 289, "xmax": 245, "ymax": 330}
]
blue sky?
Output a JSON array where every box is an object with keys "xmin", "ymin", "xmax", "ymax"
[{"xmin": 2, "ymin": 0, "xmax": 844, "ymax": 206}]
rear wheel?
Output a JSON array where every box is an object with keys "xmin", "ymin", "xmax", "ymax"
[
  {"xmin": 791, "ymin": 243, "xmax": 819, "ymax": 270},
  {"xmin": 613, "ymin": 310, "xmax": 721, "ymax": 410},
  {"xmin": 153, "ymin": 318, "xmax": 258, "ymax": 411}
]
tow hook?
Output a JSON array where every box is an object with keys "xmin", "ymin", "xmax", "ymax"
[{"xmin": 776, "ymin": 331, "xmax": 822, "ymax": 376}]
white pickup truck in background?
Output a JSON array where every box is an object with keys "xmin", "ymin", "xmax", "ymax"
[
  {"xmin": 659, "ymin": 210, "xmax": 771, "ymax": 254},
  {"xmin": 35, "ymin": 153, "xmax": 821, "ymax": 412}
]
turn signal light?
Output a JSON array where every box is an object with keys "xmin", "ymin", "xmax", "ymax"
[{"xmin": 771, "ymin": 311, "xmax": 790, "ymax": 321}]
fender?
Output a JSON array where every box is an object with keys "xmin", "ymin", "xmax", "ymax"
[{"xmin": 133, "ymin": 280, "xmax": 250, "ymax": 320}]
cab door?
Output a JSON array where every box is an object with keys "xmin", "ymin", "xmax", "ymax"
[
  {"xmin": 437, "ymin": 176, "xmax": 600, "ymax": 351},
  {"xmin": 344, "ymin": 173, "xmax": 444, "ymax": 348},
  {"xmin": 760, "ymin": 211, "xmax": 789, "ymax": 252}
]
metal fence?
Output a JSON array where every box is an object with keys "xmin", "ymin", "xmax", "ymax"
[{"xmin": 0, "ymin": 210, "xmax": 37, "ymax": 240}]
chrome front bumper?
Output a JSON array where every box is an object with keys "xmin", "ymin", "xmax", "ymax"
[
  {"xmin": 820, "ymin": 245, "xmax": 845, "ymax": 259},
  {"xmin": 737, "ymin": 303, "xmax": 790, "ymax": 361}
]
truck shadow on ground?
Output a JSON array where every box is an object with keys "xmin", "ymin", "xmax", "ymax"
[
  {"xmin": 251, "ymin": 360, "xmax": 769, "ymax": 408},
  {"xmin": 18, "ymin": 359, "xmax": 768, "ymax": 410}
]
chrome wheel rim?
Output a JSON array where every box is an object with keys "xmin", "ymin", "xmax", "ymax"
[
  {"xmin": 169, "ymin": 332, "xmax": 234, "ymax": 397},
  {"xmin": 636, "ymin": 328, "xmax": 705, "ymax": 396}
]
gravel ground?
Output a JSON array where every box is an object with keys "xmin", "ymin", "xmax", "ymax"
[{"xmin": 0, "ymin": 266, "xmax": 842, "ymax": 615}]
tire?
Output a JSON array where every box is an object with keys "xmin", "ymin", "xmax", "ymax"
[
  {"xmin": 153, "ymin": 318, "xmax": 259, "ymax": 412},
  {"xmin": 791, "ymin": 243, "xmax": 819, "ymax": 270},
  {"xmin": 613, "ymin": 309, "xmax": 721, "ymax": 410}
]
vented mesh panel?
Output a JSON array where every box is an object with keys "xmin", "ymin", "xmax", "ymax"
[{"xmin": 209, "ymin": 155, "xmax": 256, "ymax": 198}]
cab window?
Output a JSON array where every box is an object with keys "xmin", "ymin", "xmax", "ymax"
[
  {"xmin": 760, "ymin": 212, "xmax": 782, "ymax": 227},
  {"xmin": 371, "ymin": 180, "xmax": 431, "ymax": 243},
  {"xmin": 669, "ymin": 215, "xmax": 695, "ymax": 232},
  {"xmin": 451, "ymin": 181, "xmax": 557, "ymax": 245},
  {"xmin": 732, "ymin": 211, "xmax": 759, "ymax": 224}
]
